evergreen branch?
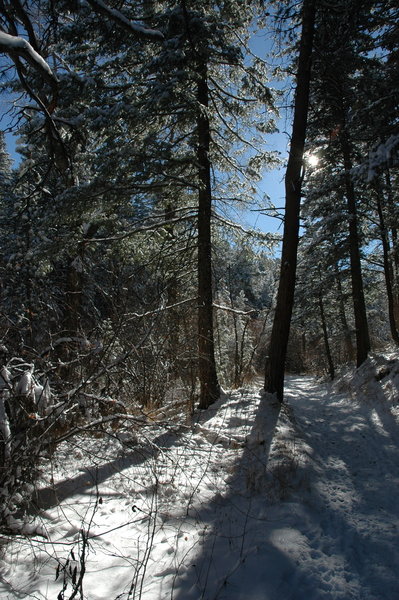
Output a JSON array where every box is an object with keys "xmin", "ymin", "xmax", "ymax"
[
  {"xmin": 83, "ymin": 214, "xmax": 196, "ymax": 244},
  {"xmin": 85, "ymin": 0, "xmax": 163, "ymax": 41},
  {"xmin": 208, "ymin": 76, "xmax": 258, "ymax": 103}
]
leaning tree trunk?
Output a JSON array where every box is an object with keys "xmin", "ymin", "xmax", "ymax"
[
  {"xmin": 196, "ymin": 62, "xmax": 220, "ymax": 409},
  {"xmin": 264, "ymin": 0, "xmax": 316, "ymax": 401}
]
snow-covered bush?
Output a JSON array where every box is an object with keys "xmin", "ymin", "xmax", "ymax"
[{"xmin": 0, "ymin": 357, "xmax": 52, "ymax": 525}]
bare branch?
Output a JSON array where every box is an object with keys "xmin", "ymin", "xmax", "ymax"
[
  {"xmin": 51, "ymin": 413, "xmax": 147, "ymax": 445},
  {"xmin": 125, "ymin": 297, "xmax": 197, "ymax": 321},
  {"xmin": 213, "ymin": 303, "xmax": 258, "ymax": 316},
  {"xmin": 213, "ymin": 212, "xmax": 282, "ymax": 242}
]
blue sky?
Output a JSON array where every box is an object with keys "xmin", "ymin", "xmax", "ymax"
[
  {"xmin": 245, "ymin": 128, "xmax": 288, "ymax": 235},
  {"xmin": 246, "ymin": 25, "xmax": 292, "ymax": 235}
]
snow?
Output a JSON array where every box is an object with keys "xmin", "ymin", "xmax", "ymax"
[
  {"xmin": 353, "ymin": 134, "xmax": 399, "ymax": 182},
  {"xmin": 1, "ymin": 354, "xmax": 399, "ymax": 599},
  {"xmin": 0, "ymin": 31, "xmax": 54, "ymax": 77},
  {"xmin": 14, "ymin": 368, "xmax": 35, "ymax": 397}
]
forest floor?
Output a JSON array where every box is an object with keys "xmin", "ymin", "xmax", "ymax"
[{"xmin": 1, "ymin": 352, "xmax": 399, "ymax": 599}]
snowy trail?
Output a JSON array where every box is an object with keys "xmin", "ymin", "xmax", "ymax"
[
  {"xmin": 282, "ymin": 375, "xmax": 399, "ymax": 600},
  {"xmin": 175, "ymin": 374, "xmax": 399, "ymax": 600},
  {"xmin": 1, "ymin": 369, "xmax": 399, "ymax": 599}
]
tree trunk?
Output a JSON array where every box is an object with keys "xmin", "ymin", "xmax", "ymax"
[
  {"xmin": 318, "ymin": 291, "xmax": 335, "ymax": 379},
  {"xmin": 374, "ymin": 183, "xmax": 399, "ymax": 345},
  {"xmin": 197, "ymin": 64, "xmax": 220, "ymax": 409},
  {"xmin": 61, "ymin": 223, "xmax": 98, "ymax": 336},
  {"xmin": 57, "ymin": 223, "xmax": 98, "ymax": 379},
  {"xmin": 264, "ymin": 0, "xmax": 316, "ymax": 401},
  {"xmin": 340, "ymin": 133, "xmax": 371, "ymax": 366},
  {"xmin": 385, "ymin": 169, "xmax": 399, "ymax": 322},
  {"xmin": 334, "ymin": 261, "xmax": 355, "ymax": 362},
  {"xmin": 164, "ymin": 204, "xmax": 181, "ymax": 374}
]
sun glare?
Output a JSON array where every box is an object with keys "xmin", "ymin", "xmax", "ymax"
[{"xmin": 307, "ymin": 154, "xmax": 319, "ymax": 167}]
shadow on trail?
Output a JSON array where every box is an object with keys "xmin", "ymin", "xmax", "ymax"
[
  {"xmin": 171, "ymin": 385, "xmax": 321, "ymax": 600},
  {"xmin": 284, "ymin": 375, "xmax": 399, "ymax": 600},
  {"xmin": 172, "ymin": 376, "xmax": 399, "ymax": 600},
  {"xmin": 33, "ymin": 386, "xmax": 281, "ymax": 515}
]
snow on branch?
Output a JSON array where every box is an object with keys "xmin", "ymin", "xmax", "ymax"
[
  {"xmin": 85, "ymin": 0, "xmax": 164, "ymax": 40},
  {"xmin": 213, "ymin": 303, "xmax": 258, "ymax": 316},
  {"xmin": 126, "ymin": 298, "xmax": 197, "ymax": 321},
  {"xmin": 0, "ymin": 30, "xmax": 56, "ymax": 83},
  {"xmin": 352, "ymin": 134, "xmax": 399, "ymax": 182}
]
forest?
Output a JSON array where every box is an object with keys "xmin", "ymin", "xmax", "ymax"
[{"xmin": 0, "ymin": 1, "xmax": 398, "ymax": 598}]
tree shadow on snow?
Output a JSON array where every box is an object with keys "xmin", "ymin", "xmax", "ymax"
[
  {"xmin": 170, "ymin": 385, "xmax": 322, "ymax": 600},
  {"xmin": 30, "ymin": 427, "xmax": 188, "ymax": 514},
  {"xmin": 28, "ymin": 374, "xmax": 399, "ymax": 600},
  {"xmin": 281, "ymin": 375, "xmax": 399, "ymax": 600},
  {"xmin": 171, "ymin": 376, "xmax": 399, "ymax": 600}
]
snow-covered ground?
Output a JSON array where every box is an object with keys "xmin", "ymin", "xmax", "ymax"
[{"xmin": 1, "ymin": 353, "xmax": 399, "ymax": 599}]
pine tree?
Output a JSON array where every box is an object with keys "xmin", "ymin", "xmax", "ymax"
[
  {"xmin": 136, "ymin": 0, "xmax": 277, "ymax": 407},
  {"xmin": 303, "ymin": 0, "xmax": 399, "ymax": 363},
  {"xmin": 1, "ymin": 1, "xmax": 277, "ymax": 408}
]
